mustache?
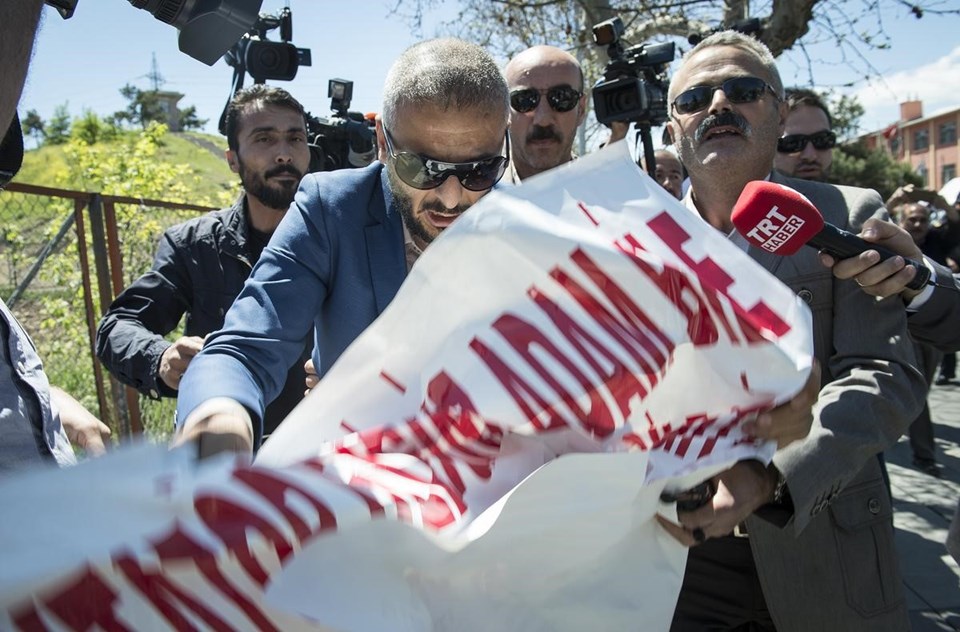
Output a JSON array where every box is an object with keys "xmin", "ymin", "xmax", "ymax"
[
  {"xmin": 264, "ymin": 164, "xmax": 304, "ymax": 180},
  {"xmin": 694, "ymin": 111, "xmax": 751, "ymax": 143},
  {"xmin": 527, "ymin": 125, "xmax": 562, "ymax": 143},
  {"xmin": 419, "ymin": 200, "xmax": 471, "ymax": 216}
]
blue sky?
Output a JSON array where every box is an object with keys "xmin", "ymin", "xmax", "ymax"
[{"xmin": 18, "ymin": 1, "xmax": 960, "ymax": 142}]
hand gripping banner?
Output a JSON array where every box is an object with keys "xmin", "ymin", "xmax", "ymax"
[{"xmin": 0, "ymin": 144, "xmax": 812, "ymax": 631}]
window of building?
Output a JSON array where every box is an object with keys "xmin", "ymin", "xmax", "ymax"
[
  {"xmin": 944, "ymin": 164, "xmax": 957, "ymax": 185},
  {"xmin": 940, "ymin": 122, "xmax": 957, "ymax": 145},
  {"xmin": 914, "ymin": 129, "xmax": 929, "ymax": 151}
]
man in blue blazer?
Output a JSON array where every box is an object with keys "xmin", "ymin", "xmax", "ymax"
[{"xmin": 174, "ymin": 38, "xmax": 514, "ymax": 454}]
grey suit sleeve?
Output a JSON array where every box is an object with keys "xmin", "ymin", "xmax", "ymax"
[
  {"xmin": 908, "ymin": 261, "xmax": 960, "ymax": 352},
  {"xmin": 771, "ymin": 186, "xmax": 927, "ymax": 534}
]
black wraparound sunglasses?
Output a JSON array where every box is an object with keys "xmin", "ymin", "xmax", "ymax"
[
  {"xmin": 671, "ymin": 76, "xmax": 780, "ymax": 115},
  {"xmin": 510, "ymin": 85, "xmax": 583, "ymax": 113},
  {"xmin": 383, "ymin": 128, "xmax": 509, "ymax": 192},
  {"xmin": 777, "ymin": 130, "xmax": 837, "ymax": 153}
]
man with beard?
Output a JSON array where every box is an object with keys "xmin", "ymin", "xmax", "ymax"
[
  {"xmin": 659, "ymin": 31, "xmax": 925, "ymax": 631},
  {"xmin": 96, "ymin": 85, "xmax": 311, "ymax": 439},
  {"xmin": 504, "ymin": 45, "xmax": 587, "ymax": 182},
  {"xmin": 173, "ymin": 39, "xmax": 512, "ymax": 456},
  {"xmin": 773, "ymin": 88, "xmax": 836, "ymax": 182}
]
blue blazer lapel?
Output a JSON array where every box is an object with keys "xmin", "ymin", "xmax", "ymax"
[{"xmin": 365, "ymin": 168, "xmax": 406, "ymax": 314}]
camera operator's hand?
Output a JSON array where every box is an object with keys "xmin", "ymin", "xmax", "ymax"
[
  {"xmin": 819, "ymin": 218, "xmax": 925, "ymax": 301},
  {"xmin": 605, "ymin": 121, "xmax": 630, "ymax": 145}
]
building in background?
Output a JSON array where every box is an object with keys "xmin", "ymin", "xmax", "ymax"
[{"xmin": 859, "ymin": 100, "xmax": 959, "ymax": 191}]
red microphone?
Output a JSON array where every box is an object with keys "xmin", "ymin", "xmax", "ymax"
[{"xmin": 731, "ymin": 181, "xmax": 931, "ymax": 291}]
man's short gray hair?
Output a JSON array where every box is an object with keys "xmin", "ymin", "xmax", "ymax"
[
  {"xmin": 382, "ymin": 38, "xmax": 509, "ymax": 129},
  {"xmin": 668, "ymin": 31, "xmax": 784, "ymax": 104}
]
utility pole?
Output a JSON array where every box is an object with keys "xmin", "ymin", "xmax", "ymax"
[{"xmin": 147, "ymin": 53, "xmax": 165, "ymax": 92}]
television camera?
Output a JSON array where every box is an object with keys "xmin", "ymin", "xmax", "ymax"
[
  {"xmin": 591, "ymin": 16, "xmax": 675, "ymax": 177},
  {"xmin": 218, "ymin": 7, "xmax": 375, "ymax": 173}
]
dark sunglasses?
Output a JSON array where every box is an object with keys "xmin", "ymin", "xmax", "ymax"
[
  {"xmin": 383, "ymin": 129, "xmax": 509, "ymax": 192},
  {"xmin": 510, "ymin": 85, "xmax": 583, "ymax": 114},
  {"xmin": 777, "ymin": 130, "xmax": 837, "ymax": 153},
  {"xmin": 672, "ymin": 76, "xmax": 780, "ymax": 115}
]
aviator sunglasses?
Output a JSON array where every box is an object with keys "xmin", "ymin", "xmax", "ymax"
[
  {"xmin": 671, "ymin": 76, "xmax": 780, "ymax": 115},
  {"xmin": 510, "ymin": 85, "xmax": 583, "ymax": 114},
  {"xmin": 777, "ymin": 130, "xmax": 837, "ymax": 154},
  {"xmin": 383, "ymin": 128, "xmax": 509, "ymax": 192}
]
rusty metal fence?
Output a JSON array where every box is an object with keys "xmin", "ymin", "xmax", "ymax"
[{"xmin": 0, "ymin": 182, "xmax": 214, "ymax": 441}]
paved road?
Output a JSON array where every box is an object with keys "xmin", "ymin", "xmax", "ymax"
[{"xmin": 892, "ymin": 380, "xmax": 960, "ymax": 630}]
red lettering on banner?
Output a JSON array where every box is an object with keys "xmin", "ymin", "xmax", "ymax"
[
  {"xmin": 296, "ymin": 458, "xmax": 388, "ymax": 518},
  {"xmin": 149, "ymin": 523, "xmax": 277, "ymax": 632},
  {"xmin": 114, "ymin": 555, "xmax": 234, "ymax": 631},
  {"xmin": 490, "ymin": 313, "xmax": 615, "ymax": 437},
  {"xmin": 643, "ymin": 212, "xmax": 791, "ymax": 338},
  {"xmin": 560, "ymin": 248, "xmax": 673, "ymax": 373},
  {"xmin": 193, "ymin": 494, "xmax": 292, "ymax": 586},
  {"xmin": 529, "ymin": 287, "xmax": 649, "ymax": 435},
  {"xmin": 471, "ymin": 337, "xmax": 572, "ymax": 432},
  {"xmin": 233, "ymin": 468, "xmax": 338, "ymax": 546},
  {"xmin": 614, "ymin": 235, "xmax": 720, "ymax": 346},
  {"xmin": 11, "ymin": 566, "xmax": 129, "ymax": 632}
]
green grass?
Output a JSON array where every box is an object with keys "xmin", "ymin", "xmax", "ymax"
[{"xmin": 16, "ymin": 131, "xmax": 240, "ymax": 202}]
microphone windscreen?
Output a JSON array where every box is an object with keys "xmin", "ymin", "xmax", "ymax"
[{"xmin": 731, "ymin": 181, "xmax": 824, "ymax": 255}]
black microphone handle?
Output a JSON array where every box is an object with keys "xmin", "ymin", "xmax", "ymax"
[{"xmin": 807, "ymin": 223, "xmax": 931, "ymax": 291}]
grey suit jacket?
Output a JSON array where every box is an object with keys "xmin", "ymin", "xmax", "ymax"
[{"xmin": 729, "ymin": 173, "xmax": 927, "ymax": 631}]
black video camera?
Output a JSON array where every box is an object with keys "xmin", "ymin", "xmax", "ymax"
[
  {"xmin": 591, "ymin": 17, "xmax": 675, "ymax": 127},
  {"xmin": 305, "ymin": 80, "xmax": 376, "ymax": 173},
  {"xmin": 227, "ymin": 7, "xmax": 312, "ymax": 83},
  {"xmin": 218, "ymin": 9, "xmax": 374, "ymax": 173}
]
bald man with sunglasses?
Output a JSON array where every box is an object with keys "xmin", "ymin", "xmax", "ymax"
[
  {"xmin": 174, "ymin": 39, "xmax": 511, "ymax": 456},
  {"xmin": 504, "ymin": 46, "xmax": 587, "ymax": 182}
]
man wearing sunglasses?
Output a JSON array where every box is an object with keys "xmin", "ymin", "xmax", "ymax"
[
  {"xmin": 174, "ymin": 39, "xmax": 510, "ymax": 456},
  {"xmin": 661, "ymin": 31, "xmax": 924, "ymax": 632},
  {"xmin": 773, "ymin": 88, "xmax": 836, "ymax": 182},
  {"xmin": 504, "ymin": 46, "xmax": 587, "ymax": 182}
]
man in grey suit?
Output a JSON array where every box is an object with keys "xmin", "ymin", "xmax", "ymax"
[
  {"xmin": 660, "ymin": 30, "xmax": 926, "ymax": 631},
  {"xmin": 822, "ymin": 219, "xmax": 960, "ymax": 564}
]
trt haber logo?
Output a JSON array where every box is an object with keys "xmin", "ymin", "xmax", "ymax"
[{"xmin": 744, "ymin": 206, "xmax": 806, "ymax": 253}]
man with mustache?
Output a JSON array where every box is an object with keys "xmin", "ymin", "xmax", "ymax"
[
  {"xmin": 504, "ymin": 45, "xmax": 587, "ymax": 182},
  {"xmin": 97, "ymin": 85, "xmax": 311, "ymax": 439},
  {"xmin": 660, "ymin": 31, "xmax": 925, "ymax": 631},
  {"xmin": 773, "ymin": 88, "xmax": 836, "ymax": 182},
  {"xmin": 173, "ymin": 39, "xmax": 513, "ymax": 456}
]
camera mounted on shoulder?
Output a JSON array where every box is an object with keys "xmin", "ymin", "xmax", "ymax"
[
  {"xmin": 591, "ymin": 16, "xmax": 674, "ymax": 179},
  {"xmin": 217, "ymin": 7, "xmax": 375, "ymax": 174}
]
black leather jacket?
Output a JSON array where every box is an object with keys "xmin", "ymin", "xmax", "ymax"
[{"xmin": 96, "ymin": 196, "xmax": 308, "ymax": 437}]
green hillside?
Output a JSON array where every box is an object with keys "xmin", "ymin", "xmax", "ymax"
[{"xmin": 16, "ymin": 130, "xmax": 239, "ymax": 203}]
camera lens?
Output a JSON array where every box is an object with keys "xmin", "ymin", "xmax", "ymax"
[{"xmin": 259, "ymin": 48, "xmax": 279, "ymax": 69}]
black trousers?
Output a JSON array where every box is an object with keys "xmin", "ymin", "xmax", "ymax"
[{"xmin": 670, "ymin": 535, "xmax": 777, "ymax": 632}]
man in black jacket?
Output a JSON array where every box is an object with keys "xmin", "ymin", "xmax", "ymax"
[{"xmin": 96, "ymin": 85, "xmax": 311, "ymax": 439}]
